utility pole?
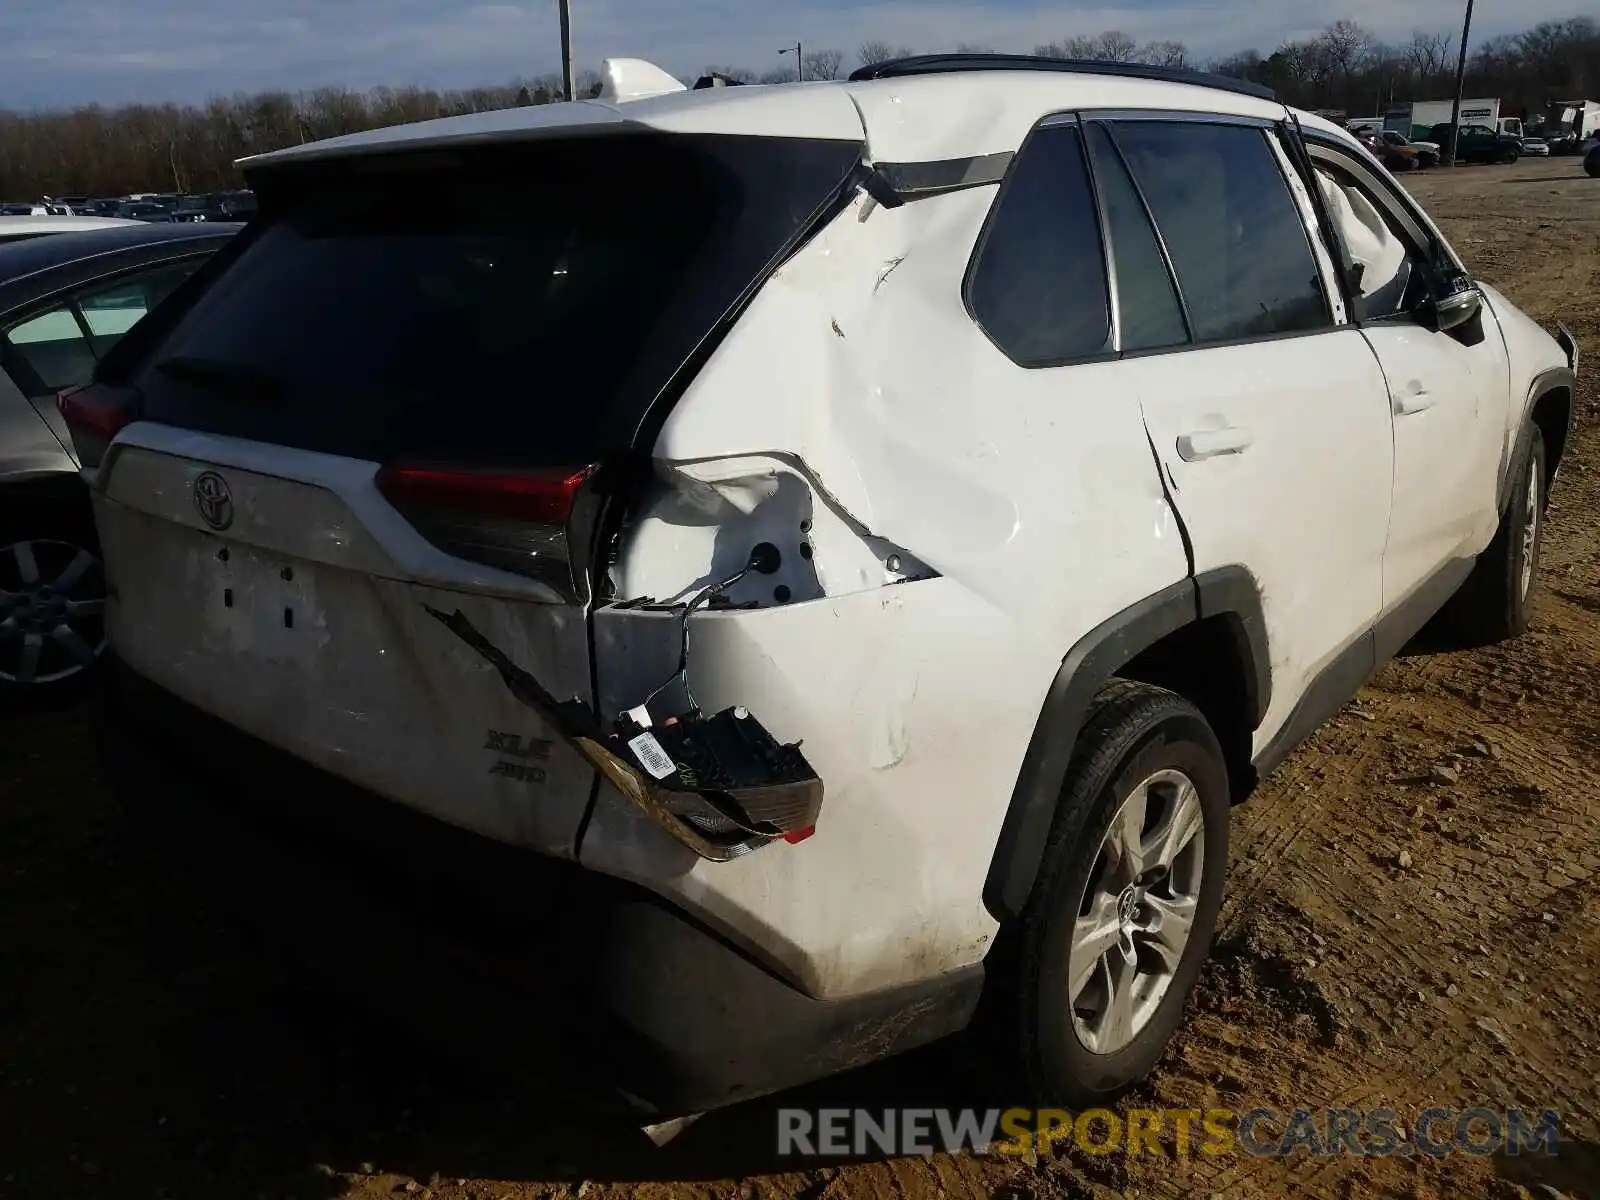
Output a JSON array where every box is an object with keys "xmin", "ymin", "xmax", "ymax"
[
  {"xmin": 558, "ymin": 0, "xmax": 575, "ymax": 101},
  {"xmin": 780, "ymin": 42, "xmax": 804, "ymax": 82},
  {"xmin": 1444, "ymin": 0, "xmax": 1476, "ymax": 166}
]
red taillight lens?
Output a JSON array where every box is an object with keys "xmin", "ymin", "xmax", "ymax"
[
  {"xmin": 57, "ymin": 384, "xmax": 136, "ymax": 468},
  {"xmin": 375, "ymin": 463, "xmax": 599, "ymax": 600}
]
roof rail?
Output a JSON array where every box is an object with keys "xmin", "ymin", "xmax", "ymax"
[{"xmin": 848, "ymin": 53, "xmax": 1277, "ymax": 103}]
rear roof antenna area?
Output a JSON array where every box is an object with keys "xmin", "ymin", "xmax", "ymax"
[{"xmin": 598, "ymin": 58, "xmax": 690, "ymax": 104}]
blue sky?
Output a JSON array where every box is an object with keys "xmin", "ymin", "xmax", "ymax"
[{"xmin": 0, "ymin": 0, "xmax": 1579, "ymax": 109}]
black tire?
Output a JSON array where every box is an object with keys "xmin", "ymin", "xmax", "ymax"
[
  {"xmin": 1438, "ymin": 426, "xmax": 1546, "ymax": 646},
  {"xmin": 0, "ymin": 496, "xmax": 108, "ymax": 709},
  {"xmin": 1009, "ymin": 679, "xmax": 1230, "ymax": 1106}
]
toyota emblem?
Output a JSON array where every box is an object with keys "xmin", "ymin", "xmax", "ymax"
[{"xmin": 193, "ymin": 471, "xmax": 234, "ymax": 531}]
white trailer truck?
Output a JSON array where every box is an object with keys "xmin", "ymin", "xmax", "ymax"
[{"xmin": 1385, "ymin": 99, "xmax": 1522, "ymax": 141}]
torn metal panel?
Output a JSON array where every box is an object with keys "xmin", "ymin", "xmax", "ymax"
[
  {"xmin": 426, "ymin": 606, "xmax": 823, "ymax": 862},
  {"xmin": 870, "ymin": 150, "xmax": 1013, "ymax": 200},
  {"xmin": 608, "ymin": 453, "xmax": 932, "ymax": 610}
]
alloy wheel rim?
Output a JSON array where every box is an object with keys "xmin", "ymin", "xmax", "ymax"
[
  {"xmin": 1519, "ymin": 458, "xmax": 1540, "ymax": 602},
  {"xmin": 0, "ymin": 540, "xmax": 108, "ymax": 684},
  {"xmin": 1068, "ymin": 768, "xmax": 1206, "ymax": 1056}
]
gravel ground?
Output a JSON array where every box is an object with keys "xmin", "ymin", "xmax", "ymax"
[{"xmin": 1, "ymin": 158, "xmax": 1597, "ymax": 1200}]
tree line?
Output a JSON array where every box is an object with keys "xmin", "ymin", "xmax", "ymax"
[{"xmin": 2, "ymin": 16, "xmax": 1596, "ymax": 200}]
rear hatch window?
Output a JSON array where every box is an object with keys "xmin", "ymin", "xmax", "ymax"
[{"xmin": 113, "ymin": 134, "xmax": 862, "ymax": 466}]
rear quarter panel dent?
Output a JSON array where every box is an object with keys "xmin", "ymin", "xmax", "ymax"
[{"xmin": 590, "ymin": 187, "xmax": 1187, "ymax": 997}]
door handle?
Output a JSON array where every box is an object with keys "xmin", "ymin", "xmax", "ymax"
[
  {"xmin": 1176, "ymin": 427, "xmax": 1254, "ymax": 462},
  {"xmin": 1392, "ymin": 383, "xmax": 1435, "ymax": 416}
]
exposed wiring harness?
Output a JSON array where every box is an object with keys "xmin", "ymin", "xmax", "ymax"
[{"xmin": 637, "ymin": 548, "xmax": 771, "ymax": 717}]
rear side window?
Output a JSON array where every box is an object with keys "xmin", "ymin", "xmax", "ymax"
[
  {"xmin": 127, "ymin": 135, "xmax": 861, "ymax": 466},
  {"xmin": 1, "ymin": 260, "xmax": 200, "ymax": 396},
  {"xmin": 967, "ymin": 123, "xmax": 1110, "ymax": 366},
  {"xmin": 1108, "ymin": 121, "xmax": 1330, "ymax": 343}
]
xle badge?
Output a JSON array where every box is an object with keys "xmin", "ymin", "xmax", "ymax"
[{"xmin": 485, "ymin": 729, "xmax": 553, "ymax": 786}]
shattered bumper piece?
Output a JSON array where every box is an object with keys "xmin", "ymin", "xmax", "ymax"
[{"xmin": 426, "ymin": 607, "xmax": 823, "ymax": 860}]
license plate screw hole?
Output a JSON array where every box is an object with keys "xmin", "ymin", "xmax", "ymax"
[
  {"xmin": 223, "ymin": 588, "xmax": 233, "ymax": 608},
  {"xmin": 283, "ymin": 607, "xmax": 294, "ymax": 629}
]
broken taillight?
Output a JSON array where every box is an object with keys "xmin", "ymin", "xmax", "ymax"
[
  {"xmin": 375, "ymin": 463, "xmax": 599, "ymax": 601},
  {"xmin": 57, "ymin": 383, "xmax": 137, "ymax": 469}
]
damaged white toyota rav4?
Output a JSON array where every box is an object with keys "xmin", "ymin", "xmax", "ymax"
[{"xmin": 68, "ymin": 54, "xmax": 1577, "ymax": 1117}]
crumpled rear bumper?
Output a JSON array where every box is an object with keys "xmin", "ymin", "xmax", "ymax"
[{"xmin": 101, "ymin": 661, "xmax": 981, "ymax": 1118}]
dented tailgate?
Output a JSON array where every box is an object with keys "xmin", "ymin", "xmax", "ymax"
[{"xmin": 94, "ymin": 428, "xmax": 598, "ymax": 853}]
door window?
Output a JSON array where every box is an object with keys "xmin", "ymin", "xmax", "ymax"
[
  {"xmin": 1105, "ymin": 121, "xmax": 1332, "ymax": 344},
  {"xmin": 1311, "ymin": 163, "xmax": 1430, "ymax": 320},
  {"xmin": 1084, "ymin": 123, "xmax": 1189, "ymax": 353},
  {"xmin": 1302, "ymin": 141, "xmax": 1461, "ymax": 322}
]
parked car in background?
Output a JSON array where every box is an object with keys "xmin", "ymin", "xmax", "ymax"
[
  {"xmin": 75, "ymin": 53, "xmax": 1577, "ymax": 1117},
  {"xmin": 1430, "ymin": 122, "xmax": 1522, "ymax": 164},
  {"xmin": 0, "ymin": 221, "xmax": 238, "ymax": 700},
  {"xmin": 0, "ymin": 216, "xmax": 142, "ymax": 245},
  {"xmin": 1360, "ymin": 131, "xmax": 1426, "ymax": 171},
  {"xmin": 0, "ymin": 205, "xmax": 49, "ymax": 216},
  {"xmin": 169, "ymin": 190, "xmax": 258, "ymax": 222},
  {"xmin": 1377, "ymin": 129, "xmax": 1440, "ymax": 167},
  {"xmin": 114, "ymin": 201, "xmax": 174, "ymax": 222},
  {"xmin": 1520, "ymin": 137, "xmax": 1551, "ymax": 157},
  {"xmin": 1586, "ymin": 141, "xmax": 1600, "ymax": 176}
]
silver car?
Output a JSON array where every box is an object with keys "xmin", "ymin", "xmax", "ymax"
[{"xmin": 1, "ymin": 222, "xmax": 237, "ymax": 700}]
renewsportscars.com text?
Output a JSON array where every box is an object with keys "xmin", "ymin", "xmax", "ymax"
[{"xmin": 775, "ymin": 1106, "xmax": 1561, "ymax": 1159}]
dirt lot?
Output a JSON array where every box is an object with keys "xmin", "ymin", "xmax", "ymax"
[{"xmin": 2, "ymin": 158, "xmax": 1598, "ymax": 1200}]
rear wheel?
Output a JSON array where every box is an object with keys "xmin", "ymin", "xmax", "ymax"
[
  {"xmin": 1009, "ymin": 680, "xmax": 1230, "ymax": 1105},
  {"xmin": 0, "ymin": 505, "xmax": 107, "ymax": 706}
]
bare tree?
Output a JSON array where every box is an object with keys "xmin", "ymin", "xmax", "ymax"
[
  {"xmin": 1139, "ymin": 40, "xmax": 1190, "ymax": 69},
  {"xmin": 803, "ymin": 48, "xmax": 845, "ymax": 80},
  {"xmin": 858, "ymin": 40, "xmax": 914, "ymax": 67},
  {"xmin": 1092, "ymin": 31, "xmax": 1141, "ymax": 62},
  {"xmin": 1403, "ymin": 30, "xmax": 1454, "ymax": 85},
  {"xmin": 1210, "ymin": 48, "xmax": 1264, "ymax": 80},
  {"xmin": 1037, "ymin": 32, "xmax": 1140, "ymax": 62},
  {"xmin": 1317, "ymin": 19, "xmax": 1376, "ymax": 80}
]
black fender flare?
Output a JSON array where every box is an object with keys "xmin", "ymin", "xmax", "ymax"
[
  {"xmin": 982, "ymin": 566, "xmax": 1269, "ymax": 921},
  {"xmin": 1498, "ymin": 366, "xmax": 1576, "ymax": 513}
]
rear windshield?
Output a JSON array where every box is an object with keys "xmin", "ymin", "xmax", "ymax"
[{"xmin": 119, "ymin": 134, "xmax": 860, "ymax": 465}]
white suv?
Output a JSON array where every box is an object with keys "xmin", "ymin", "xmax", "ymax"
[{"xmin": 68, "ymin": 54, "xmax": 1577, "ymax": 1117}]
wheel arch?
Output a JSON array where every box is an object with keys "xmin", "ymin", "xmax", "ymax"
[
  {"xmin": 0, "ymin": 470, "xmax": 94, "ymax": 537},
  {"xmin": 1500, "ymin": 368, "xmax": 1576, "ymax": 513},
  {"xmin": 983, "ymin": 566, "xmax": 1269, "ymax": 922}
]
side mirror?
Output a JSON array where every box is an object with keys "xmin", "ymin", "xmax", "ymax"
[{"xmin": 1422, "ymin": 284, "xmax": 1482, "ymax": 334}]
